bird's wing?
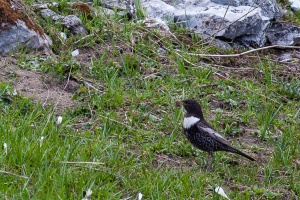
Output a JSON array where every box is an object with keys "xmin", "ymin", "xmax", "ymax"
[{"xmin": 196, "ymin": 120, "xmax": 230, "ymax": 145}]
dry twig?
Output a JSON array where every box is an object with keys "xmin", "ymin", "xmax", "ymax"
[
  {"xmin": 0, "ymin": 170, "xmax": 29, "ymax": 179},
  {"xmin": 176, "ymin": 45, "xmax": 300, "ymax": 58}
]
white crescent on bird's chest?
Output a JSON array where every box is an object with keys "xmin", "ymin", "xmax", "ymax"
[
  {"xmin": 183, "ymin": 116, "xmax": 200, "ymax": 129},
  {"xmin": 183, "ymin": 116, "xmax": 225, "ymax": 140}
]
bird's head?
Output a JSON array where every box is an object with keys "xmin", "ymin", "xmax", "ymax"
[{"xmin": 176, "ymin": 99, "xmax": 204, "ymax": 119}]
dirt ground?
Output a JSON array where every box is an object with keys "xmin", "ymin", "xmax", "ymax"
[{"xmin": 0, "ymin": 57, "xmax": 78, "ymax": 114}]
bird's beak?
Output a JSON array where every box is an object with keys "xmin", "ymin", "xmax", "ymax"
[{"xmin": 175, "ymin": 100, "xmax": 185, "ymax": 107}]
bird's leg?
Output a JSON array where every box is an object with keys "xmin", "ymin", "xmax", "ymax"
[{"xmin": 207, "ymin": 152, "xmax": 214, "ymax": 171}]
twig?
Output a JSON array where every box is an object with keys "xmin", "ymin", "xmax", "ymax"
[
  {"xmin": 74, "ymin": 34, "xmax": 93, "ymax": 45},
  {"xmin": 84, "ymin": 80, "xmax": 101, "ymax": 92},
  {"xmin": 61, "ymin": 161, "xmax": 104, "ymax": 165},
  {"xmin": 71, "ymin": 75, "xmax": 105, "ymax": 93},
  {"xmin": 67, "ymin": 122, "xmax": 93, "ymax": 127},
  {"xmin": 98, "ymin": 114, "xmax": 136, "ymax": 131},
  {"xmin": 41, "ymin": 80, "xmax": 50, "ymax": 107},
  {"xmin": 142, "ymin": 72, "xmax": 161, "ymax": 79},
  {"xmin": 0, "ymin": 170, "xmax": 29, "ymax": 179},
  {"xmin": 175, "ymin": 45, "xmax": 300, "ymax": 57},
  {"xmin": 59, "ymin": 134, "xmax": 94, "ymax": 141},
  {"xmin": 211, "ymin": 64, "xmax": 254, "ymax": 71},
  {"xmin": 209, "ymin": 3, "xmax": 230, "ymax": 47},
  {"xmin": 63, "ymin": 65, "xmax": 73, "ymax": 91}
]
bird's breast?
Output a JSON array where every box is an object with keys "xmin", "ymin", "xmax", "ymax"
[{"xmin": 183, "ymin": 116, "xmax": 200, "ymax": 129}]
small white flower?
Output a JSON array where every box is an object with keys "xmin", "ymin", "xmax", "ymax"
[
  {"xmin": 215, "ymin": 186, "xmax": 230, "ymax": 200},
  {"xmin": 60, "ymin": 32, "xmax": 67, "ymax": 41},
  {"xmin": 13, "ymin": 89, "xmax": 17, "ymax": 96},
  {"xmin": 86, "ymin": 189, "xmax": 92, "ymax": 197},
  {"xmin": 57, "ymin": 116, "xmax": 62, "ymax": 125},
  {"xmin": 40, "ymin": 136, "xmax": 45, "ymax": 147},
  {"xmin": 3, "ymin": 143, "xmax": 7, "ymax": 155},
  {"xmin": 82, "ymin": 189, "xmax": 92, "ymax": 200},
  {"xmin": 71, "ymin": 49, "xmax": 79, "ymax": 57},
  {"xmin": 137, "ymin": 192, "xmax": 143, "ymax": 200}
]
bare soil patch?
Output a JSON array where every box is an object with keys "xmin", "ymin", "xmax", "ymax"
[
  {"xmin": 0, "ymin": 58, "xmax": 78, "ymax": 114},
  {"xmin": 153, "ymin": 153, "xmax": 198, "ymax": 170}
]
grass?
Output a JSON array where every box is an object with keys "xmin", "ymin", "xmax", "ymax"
[{"xmin": 1, "ymin": 0, "xmax": 300, "ymax": 199}]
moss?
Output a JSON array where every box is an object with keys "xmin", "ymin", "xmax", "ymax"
[
  {"xmin": 0, "ymin": 0, "xmax": 44, "ymax": 35},
  {"xmin": 71, "ymin": 2, "xmax": 92, "ymax": 19}
]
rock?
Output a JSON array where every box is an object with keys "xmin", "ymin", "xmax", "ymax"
[
  {"xmin": 289, "ymin": 0, "xmax": 300, "ymax": 11},
  {"xmin": 142, "ymin": 0, "xmax": 176, "ymax": 20},
  {"xmin": 0, "ymin": 0, "xmax": 52, "ymax": 55},
  {"xmin": 143, "ymin": 17, "xmax": 170, "ymax": 30},
  {"xmin": 95, "ymin": 7, "xmax": 115, "ymax": 16},
  {"xmin": 71, "ymin": 49, "xmax": 79, "ymax": 57},
  {"xmin": 209, "ymin": 0, "xmax": 281, "ymax": 18},
  {"xmin": 96, "ymin": 0, "xmax": 137, "ymax": 19},
  {"xmin": 199, "ymin": 33, "xmax": 233, "ymax": 50},
  {"xmin": 266, "ymin": 21, "xmax": 300, "ymax": 46},
  {"xmin": 140, "ymin": 0, "xmax": 283, "ymax": 48},
  {"xmin": 32, "ymin": 2, "xmax": 59, "ymax": 10},
  {"xmin": 99, "ymin": 0, "xmax": 128, "ymax": 10},
  {"xmin": 40, "ymin": 8, "xmax": 64, "ymax": 21},
  {"xmin": 62, "ymin": 15, "xmax": 89, "ymax": 35},
  {"xmin": 36, "ymin": 3, "xmax": 89, "ymax": 36}
]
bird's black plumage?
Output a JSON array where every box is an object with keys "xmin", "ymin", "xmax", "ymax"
[{"xmin": 176, "ymin": 99, "xmax": 255, "ymax": 168}]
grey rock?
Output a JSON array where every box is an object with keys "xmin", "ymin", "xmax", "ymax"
[
  {"xmin": 96, "ymin": 7, "xmax": 115, "ymax": 16},
  {"xmin": 143, "ymin": 17, "xmax": 170, "ymax": 30},
  {"xmin": 100, "ymin": 0, "xmax": 128, "ymax": 10},
  {"xmin": 40, "ymin": 8, "xmax": 63, "ymax": 21},
  {"xmin": 140, "ymin": 0, "xmax": 283, "ymax": 47},
  {"xmin": 39, "ymin": 8, "xmax": 88, "ymax": 35},
  {"xmin": 199, "ymin": 33, "xmax": 233, "ymax": 49},
  {"xmin": 142, "ymin": 0, "xmax": 176, "ymax": 20},
  {"xmin": 174, "ymin": 6, "xmax": 271, "ymax": 47},
  {"xmin": 33, "ymin": 2, "xmax": 59, "ymax": 10},
  {"xmin": 289, "ymin": 0, "xmax": 300, "ymax": 11},
  {"xmin": 210, "ymin": 0, "xmax": 241, "ymax": 6},
  {"xmin": 266, "ymin": 22, "xmax": 300, "ymax": 46},
  {"xmin": 62, "ymin": 15, "xmax": 89, "ymax": 35},
  {"xmin": 0, "ymin": 20, "xmax": 52, "ymax": 55},
  {"xmin": 98, "ymin": 0, "xmax": 136, "ymax": 19},
  {"xmin": 277, "ymin": 52, "xmax": 293, "ymax": 62}
]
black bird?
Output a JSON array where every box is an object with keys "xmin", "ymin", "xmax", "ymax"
[{"xmin": 176, "ymin": 99, "xmax": 255, "ymax": 169}]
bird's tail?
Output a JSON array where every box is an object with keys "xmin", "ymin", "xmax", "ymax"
[{"xmin": 229, "ymin": 147, "xmax": 255, "ymax": 161}]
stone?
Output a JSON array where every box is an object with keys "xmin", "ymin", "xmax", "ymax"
[
  {"xmin": 143, "ymin": 17, "xmax": 170, "ymax": 30},
  {"xmin": 289, "ymin": 0, "xmax": 300, "ymax": 11},
  {"xmin": 266, "ymin": 21, "xmax": 300, "ymax": 46},
  {"xmin": 62, "ymin": 15, "xmax": 89, "ymax": 35},
  {"xmin": 99, "ymin": 0, "xmax": 128, "ymax": 10},
  {"xmin": 40, "ymin": 8, "xmax": 63, "ymax": 21},
  {"xmin": 37, "ymin": 5, "xmax": 89, "ymax": 35},
  {"xmin": 0, "ymin": 0, "xmax": 52, "ymax": 55},
  {"xmin": 97, "ymin": 0, "xmax": 136, "ymax": 19},
  {"xmin": 140, "ymin": 0, "xmax": 283, "ymax": 47},
  {"xmin": 209, "ymin": 0, "xmax": 281, "ymax": 18}
]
